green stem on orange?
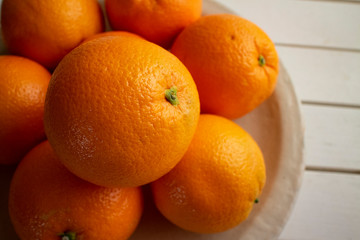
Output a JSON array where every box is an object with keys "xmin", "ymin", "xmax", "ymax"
[
  {"xmin": 258, "ymin": 55, "xmax": 266, "ymax": 67},
  {"xmin": 58, "ymin": 231, "xmax": 76, "ymax": 240},
  {"xmin": 254, "ymin": 198, "xmax": 259, "ymax": 204},
  {"xmin": 165, "ymin": 86, "xmax": 179, "ymax": 106}
]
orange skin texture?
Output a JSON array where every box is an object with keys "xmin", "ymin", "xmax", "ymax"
[
  {"xmin": 0, "ymin": 55, "xmax": 50, "ymax": 165},
  {"xmin": 171, "ymin": 14, "xmax": 279, "ymax": 119},
  {"xmin": 44, "ymin": 35, "xmax": 200, "ymax": 188},
  {"xmin": 9, "ymin": 141, "xmax": 143, "ymax": 240},
  {"xmin": 1, "ymin": 0, "xmax": 104, "ymax": 69},
  {"xmin": 105, "ymin": 0, "xmax": 202, "ymax": 48},
  {"xmin": 82, "ymin": 31, "xmax": 143, "ymax": 44},
  {"xmin": 151, "ymin": 114, "xmax": 266, "ymax": 233}
]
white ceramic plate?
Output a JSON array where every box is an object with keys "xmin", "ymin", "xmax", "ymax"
[{"xmin": 0, "ymin": 0, "xmax": 305, "ymax": 239}]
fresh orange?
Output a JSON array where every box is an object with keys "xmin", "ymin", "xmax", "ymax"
[
  {"xmin": 9, "ymin": 140, "xmax": 143, "ymax": 240},
  {"xmin": 44, "ymin": 35, "xmax": 200, "ymax": 188},
  {"xmin": 0, "ymin": 55, "xmax": 50, "ymax": 165},
  {"xmin": 105, "ymin": 0, "xmax": 202, "ymax": 48},
  {"xmin": 1, "ymin": 0, "xmax": 104, "ymax": 69},
  {"xmin": 82, "ymin": 30, "xmax": 142, "ymax": 45},
  {"xmin": 171, "ymin": 14, "xmax": 279, "ymax": 119},
  {"xmin": 151, "ymin": 114, "xmax": 266, "ymax": 233}
]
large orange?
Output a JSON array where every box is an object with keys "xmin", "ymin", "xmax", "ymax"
[
  {"xmin": 9, "ymin": 141, "xmax": 143, "ymax": 240},
  {"xmin": 44, "ymin": 35, "xmax": 200, "ymax": 188},
  {"xmin": 0, "ymin": 55, "xmax": 50, "ymax": 165},
  {"xmin": 151, "ymin": 114, "xmax": 266, "ymax": 233},
  {"xmin": 171, "ymin": 14, "xmax": 279, "ymax": 119},
  {"xmin": 105, "ymin": 0, "xmax": 202, "ymax": 48},
  {"xmin": 1, "ymin": 0, "xmax": 104, "ymax": 69}
]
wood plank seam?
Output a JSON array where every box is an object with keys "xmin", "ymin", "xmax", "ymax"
[
  {"xmin": 275, "ymin": 42, "xmax": 360, "ymax": 53},
  {"xmin": 305, "ymin": 166, "xmax": 360, "ymax": 175},
  {"xmin": 301, "ymin": 0, "xmax": 360, "ymax": 4},
  {"xmin": 301, "ymin": 101, "xmax": 360, "ymax": 109}
]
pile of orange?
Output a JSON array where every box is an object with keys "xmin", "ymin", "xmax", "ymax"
[{"xmin": 0, "ymin": 0, "xmax": 278, "ymax": 238}]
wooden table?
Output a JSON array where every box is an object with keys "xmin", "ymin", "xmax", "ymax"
[{"xmin": 216, "ymin": 0, "xmax": 360, "ymax": 239}]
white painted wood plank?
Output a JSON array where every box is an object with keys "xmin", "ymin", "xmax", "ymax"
[
  {"xmin": 279, "ymin": 171, "xmax": 360, "ymax": 240},
  {"xmin": 218, "ymin": 0, "xmax": 360, "ymax": 50},
  {"xmin": 301, "ymin": 0, "xmax": 360, "ymax": 2},
  {"xmin": 302, "ymin": 104, "xmax": 360, "ymax": 170},
  {"xmin": 276, "ymin": 46, "xmax": 360, "ymax": 106}
]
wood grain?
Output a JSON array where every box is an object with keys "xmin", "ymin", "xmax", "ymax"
[
  {"xmin": 219, "ymin": 0, "xmax": 360, "ymax": 50},
  {"xmin": 302, "ymin": 104, "xmax": 360, "ymax": 170},
  {"xmin": 279, "ymin": 171, "xmax": 360, "ymax": 240},
  {"xmin": 277, "ymin": 46, "xmax": 360, "ymax": 106}
]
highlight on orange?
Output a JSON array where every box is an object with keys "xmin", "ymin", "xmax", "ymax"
[{"xmin": 82, "ymin": 31, "xmax": 143, "ymax": 44}]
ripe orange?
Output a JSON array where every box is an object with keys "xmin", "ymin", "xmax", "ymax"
[
  {"xmin": 151, "ymin": 114, "xmax": 266, "ymax": 233},
  {"xmin": 82, "ymin": 31, "xmax": 142, "ymax": 44},
  {"xmin": 171, "ymin": 14, "xmax": 279, "ymax": 119},
  {"xmin": 1, "ymin": 0, "xmax": 104, "ymax": 69},
  {"xmin": 0, "ymin": 55, "xmax": 50, "ymax": 165},
  {"xmin": 105, "ymin": 0, "xmax": 202, "ymax": 48},
  {"xmin": 9, "ymin": 141, "xmax": 143, "ymax": 240},
  {"xmin": 44, "ymin": 35, "xmax": 200, "ymax": 188}
]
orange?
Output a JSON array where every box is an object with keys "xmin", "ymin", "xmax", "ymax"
[
  {"xmin": 105, "ymin": 0, "xmax": 202, "ymax": 48},
  {"xmin": 0, "ymin": 55, "xmax": 50, "ymax": 165},
  {"xmin": 171, "ymin": 14, "xmax": 279, "ymax": 119},
  {"xmin": 44, "ymin": 35, "xmax": 200, "ymax": 188},
  {"xmin": 9, "ymin": 141, "xmax": 143, "ymax": 240},
  {"xmin": 1, "ymin": 0, "xmax": 104, "ymax": 69},
  {"xmin": 151, "ymin": 114, "xmax": 266, "ymax": 233},
  {"xmin": 82, "ymin": 30, "xmax": 142, "ymax": 44}
]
